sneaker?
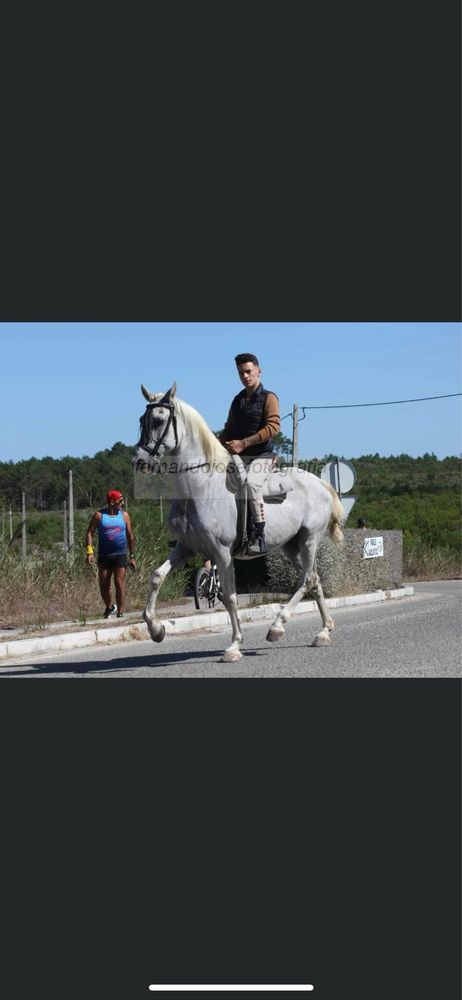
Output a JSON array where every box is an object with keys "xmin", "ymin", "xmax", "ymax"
[
  {"xmin": 116, "ymin": 612, "xmax": 124, "ymax": 619},
  {"xmin": 103, "ymin": 603, "xmax": 117, "ymax": 619}
]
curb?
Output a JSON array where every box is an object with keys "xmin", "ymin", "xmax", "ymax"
[{"xmin": 0, "ymin": 587, "xmax": 414, "ymax": 661}]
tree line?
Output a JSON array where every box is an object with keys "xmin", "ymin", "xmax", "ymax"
[{"xmin": 1, "ymin": 443, "xmax": 460, "ymax": 553}]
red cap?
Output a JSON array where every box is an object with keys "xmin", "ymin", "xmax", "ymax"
[{"xmin": 106, "ymin": 490, "xmax": 123, "ymax": 502}]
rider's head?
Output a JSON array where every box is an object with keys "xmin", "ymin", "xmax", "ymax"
[{"xmin": 235, "ymin": 353, "xmax": 261, "ymax": 393}]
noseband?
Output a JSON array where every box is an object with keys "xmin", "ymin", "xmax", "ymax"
[{"xmin": 141, "ymin": 401, "xmax": 179, "ymax": 458}]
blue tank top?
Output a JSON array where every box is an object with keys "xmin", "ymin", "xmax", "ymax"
[{"xmin": 97, "ymin": 509, "xmax": 127, "ymax": 557}]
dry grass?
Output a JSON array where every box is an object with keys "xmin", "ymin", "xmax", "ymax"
[
  {"xmin": 402, "ymin": 542, "xmax": 461, "ymax": 582},
  {"xmin": 0, "ymin": 543, "xmax": 190, "ymax": 629}
]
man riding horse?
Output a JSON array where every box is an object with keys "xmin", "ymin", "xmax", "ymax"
[
  {"xmin": 219, "ymin": 352, "xmax": 280, "ymax": 555},
  {"xmin": 133, "ymin": 380, "xmax": 344, "ymax": 659}
]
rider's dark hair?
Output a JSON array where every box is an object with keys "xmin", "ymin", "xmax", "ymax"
[{"xmin": 235, "ymin": 353, "xmax": 259, "ymax": 367}]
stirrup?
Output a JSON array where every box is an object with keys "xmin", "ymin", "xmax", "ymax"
[{"xmin": 246, "ymin": 534, "xmax": 267, "ymax": 556}]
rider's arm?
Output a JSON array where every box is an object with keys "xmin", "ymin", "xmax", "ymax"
[
  {"xmin": 218, "ymin": 408, "xmax": 234, "ymax": 445},
  {"xmin": 241, "ymin": 392, "xmax": 280, "ymax": 450}
]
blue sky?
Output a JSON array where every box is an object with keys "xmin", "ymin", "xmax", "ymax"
[{"xmin": 0, "ymin": 323, "xmax": 460, "ymax": 462}]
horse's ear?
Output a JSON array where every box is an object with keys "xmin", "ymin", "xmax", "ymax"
[
  {"xmin": 141, "ymin": 384, "xmax": 156, "ymax": 402},
  {"xmin": 163, "ymin": 382, "xmax": 176, "ymax": 402}
]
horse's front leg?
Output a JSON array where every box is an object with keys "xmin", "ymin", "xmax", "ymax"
[
  {"xmin": 215, "ymin": 555, "xmax": 243, "ymax": 662},
  {"xmin": 144, "ymin": 542, "xmax": 191, "ymax": 643}
]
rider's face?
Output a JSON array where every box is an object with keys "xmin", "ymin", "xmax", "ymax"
[{"xmin": 237, "ymin": 362, "xmax": 261, "ymax": 392}]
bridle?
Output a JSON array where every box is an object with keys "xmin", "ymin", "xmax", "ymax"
[
  {"xmin": 140, "ymin": 400, "xmax": 179, "ymax": 459},
  {"xmin": 138, "ymin": 398, "xmax": 214, "ymax": 473}
]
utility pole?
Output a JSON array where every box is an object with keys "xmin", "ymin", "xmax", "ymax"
[
  {"xmin": 68, "ymin": 470, "xmax": 74, "ymax": 556},
  {"xmin": 292, "ymin": 403, "xmax": 299, "ymax": 468},
  {"xmin": 22, "ymin": 491, "xmax": 27, "ymax": 561}
]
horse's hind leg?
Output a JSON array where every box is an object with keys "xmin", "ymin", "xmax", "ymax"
[
  {"xmin": 266, "ymin": 531, "xmax": 335, "ymax": 646},
  {"xmin": 307, "ymin": 573, "xmax": 335, "ymax": 646},
  {"xmin": 144, "ymin": 542, "xmax": 191, "ymax": 643},
  {"xmin": 266, "ymin": 536, "xmax": 310, "ymax": 642}
]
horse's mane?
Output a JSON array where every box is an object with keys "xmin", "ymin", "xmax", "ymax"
[{"xmin": 175, "ymin": 398, "xmax": 230, "ymax": 469}]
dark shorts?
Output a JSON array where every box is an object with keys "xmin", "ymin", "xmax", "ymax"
[{"xmin": 98, "ymin": 554, "xmax": 128, "ymax": 569}]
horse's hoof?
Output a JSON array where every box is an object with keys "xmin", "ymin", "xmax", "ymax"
[
  {"xmin": 311, "ymin": 629, "xmax": 331, "ymax": 647},
  {"xmin": 221, "ymin": 649, "xmax": 242, "ymax": 662},
  {"xmin": 266, "ymin": 628, "xmax": 285, "ymax": 642},
  {"xmin": 151, "ymin": 624, "xmax": 166, "ymax": 643}
]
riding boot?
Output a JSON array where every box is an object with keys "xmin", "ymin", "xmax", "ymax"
[{"xmin": 246, "ymin": 521, "xmax": 267, "ymax": 555}]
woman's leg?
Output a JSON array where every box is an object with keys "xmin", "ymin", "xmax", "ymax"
[
  {"xmin": 113, "ymin": 565, "xmax": 127, "ymax": 614},
  {"xmin": 98, "ymin": 566, "xmax": 113, "ymax": 608}
]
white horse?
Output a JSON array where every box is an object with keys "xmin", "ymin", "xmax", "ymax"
[{"xmin": 133, "ymin": 383, "xmax": 345, "ymax": 662}]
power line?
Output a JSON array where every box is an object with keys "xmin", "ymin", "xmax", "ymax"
[{"xmin": 281, "ymin": 392, "xmax": 461, "ymax": 420}]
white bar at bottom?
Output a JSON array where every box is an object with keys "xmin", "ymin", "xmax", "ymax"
[{"xmin": 148, "ymin": 987, "xmax": 314, "ymax": 992}]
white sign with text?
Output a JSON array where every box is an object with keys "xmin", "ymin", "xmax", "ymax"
[{"xmin": 363, "ymin": 536, "xmax": 384, "ymax": 559}]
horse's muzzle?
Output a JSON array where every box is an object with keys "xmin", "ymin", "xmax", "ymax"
[{"xmin": 132, "ymin": 447, "xmax": 157, "ymax": 472}]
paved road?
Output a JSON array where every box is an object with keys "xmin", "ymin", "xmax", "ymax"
[{"xmin": 1, "ymin": 580, "xmax": 460, "ymax": 679}]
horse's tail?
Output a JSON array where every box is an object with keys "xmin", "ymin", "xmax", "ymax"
[{"xmin": 320, "ymin": 481, "xmax": 345, "ymax": 546}]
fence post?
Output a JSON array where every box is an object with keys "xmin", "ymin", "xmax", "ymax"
[
  {"xmin": 22, "ymin": 491, "xmax": 27, "ymax": 561},
  {"xmin": 68, "ymin": 470, "xmax": 74, "ymax": 558},
  {"xmin": 63, "ymin": 499, "xmax": 68, "ymax": 557}
]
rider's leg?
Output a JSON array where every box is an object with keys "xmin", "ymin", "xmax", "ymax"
[{"xmin": 246, "ymin": 457, "xmax": 274, "ymax": 552}]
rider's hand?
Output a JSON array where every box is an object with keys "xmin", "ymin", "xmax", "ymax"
[{"xmin": 226, "ymin": 439, "xmax": 245, "ymax": 454}]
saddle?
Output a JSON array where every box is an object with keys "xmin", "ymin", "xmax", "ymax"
[{"xmin": 227, "ymin": 457, "xmax": 295, "ymax": 559}]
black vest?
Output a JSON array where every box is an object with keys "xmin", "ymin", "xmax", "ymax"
[{"xmin": 229, "ymin": 384, "xmax": 277, "ymax": 457}]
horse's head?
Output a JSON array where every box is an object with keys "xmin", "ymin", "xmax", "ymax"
[{"xmin": 133, "ymin": 383, "xmax": 179, "ymax": 469}]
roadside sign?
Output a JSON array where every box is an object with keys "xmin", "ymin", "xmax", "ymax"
[
  {"xmin": 363, "ymin": 536, "xmax": 384, "ymax": 559},
  {"xmin": 320, "ymin": 459, "xmax": 356, "ymax": 495},
  {"xmin": 339, "ymin": 496, "xmax": 357, "ymax": 519}
]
